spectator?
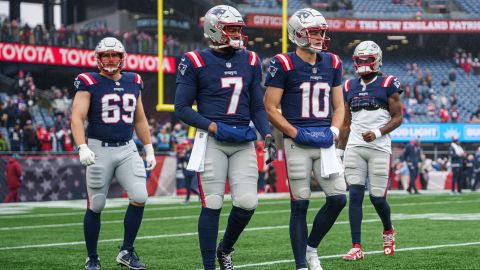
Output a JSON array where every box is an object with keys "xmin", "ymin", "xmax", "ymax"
[
  {"xmin": 156, "ymin": 126, "xmax": 171, "ymax": 151},
  {"xmin": 420, "ymin": 154, "xmax": 433, "ymax": 190},
  {"xmin": 0, "ymin": 102, "xmax": 7, "ymax": 127},
  {"xmin": 264, "ymin": 164, "xmax": 277, "ymax": 193},
  {"xmin": 448, "ymin": 67, "xmax": 456, "ymax": 89},
  {"xmin": 23, "ymin": 120, "xmax": 38, "ymax": 151},
  {"xmin": 36, "ymin": 123, "xmax": 51, "ymax": 152},
  {"xmin": 439, "ymin": 105, "xmax": 449, "ymax": 122},
  {"xmin": 449, "ymin": 137, "xmax": 465, "ymax": 194},
  {"xmin": 450, "ymin": 105, "xmax": 460, "ymax": 123},
  {"xmin": 403, "ymin": 139, "xmax": 422, "ymax": 194},
  {"xmin": 473, "ymin": 58, "xmax": 480, "ymax": 75},
  {"xmin": 18, "ymin": 104, "xmax": 32, "ymax": 127},
  {"xmin": 0, "ymin": 133, "xmax": 8, "ymax": 151},
  {"xmin": 171, "ymin": 123, "xmax": 187, "ymax": 145},
  {"xmin": 9, "ymin": 123, "xmax": 23, "ymax": 151},
  {"xmin": 463, "ymin": 155, "xmax": 474, "ymax": 190},
  {"xmin": 3, "ymin": 153, "xmax": 22, "ymax": 203},
  {"xmin": 427, "ymin": 101, "xmax": 435, "ymax": 116},
  {"xmin": 424, "ymin": 68, "xmax": 432, "ymax": 87}
]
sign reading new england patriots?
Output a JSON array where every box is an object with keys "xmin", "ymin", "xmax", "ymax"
[{"xmin": 391, "ymin": 123, "xmax": 480, "ymax": 142}]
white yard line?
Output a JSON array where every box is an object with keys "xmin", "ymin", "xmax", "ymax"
[{"xmin": 233, "ymin": 242, "xmax": 480, "ymax": 268}]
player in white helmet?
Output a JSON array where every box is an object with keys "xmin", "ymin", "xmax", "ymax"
[
  {"xmin": 72, "ymin": 37, "xmax": 156, "ymax": 270},
  {"xmin": 264, "ymin": 8, "xmax": 346, "ymax": 270},
  {"xmin": 338, "ymin": 40, "xmax": 403, "ymax": 260}
]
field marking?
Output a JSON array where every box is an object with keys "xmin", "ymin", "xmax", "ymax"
[
  {"xmin": 0, "ymin": 219, "xmax": 381, "ymax": 251},
  {"xmin": 234, "ymin": 241, "xmax": 480, "ymax": 268}
]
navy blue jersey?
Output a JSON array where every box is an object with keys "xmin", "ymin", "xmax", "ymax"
[
  {"xmin": 264, "ymin": 51, "xmax": 343, "ymax": 128},
  {"xmin": 174, "ymin": 49, "xmax": 270, "ymax": 137},
  {"xmin": 74, "ymin": 72, "xmax": 143, "ymax": 142},
  {"xmin": 343, "ymin": 75, "xmax": 402, "ymax": 110}
]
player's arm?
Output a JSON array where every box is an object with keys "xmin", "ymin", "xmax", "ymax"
[
  {"xmin": 134, "ymin": 93, "xmax": 156, "ymax": 171},
  {"xmin": 338, "ymin": 101, "xmax": 351, "ymax": 151},
  {"xmin": 330, "ymin": 84, "xmax": 345, "ymax": 142},
  {"xmin": 71, "ymin": 91, "xmax": 91, "ymax": 146},
  {"xmin": 264, "ymin": 86, "xmax": 297, "ymax": 138},
  {"xmin": 249, "ymin": 63, "xmax": 272, "ymax": 138}
]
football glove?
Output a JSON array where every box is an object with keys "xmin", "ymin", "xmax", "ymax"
[
  {"xmin": 144, "ymin": 144, "xmax": 156, "ymax": 171},
  {"xmin": 78, "ymin": 144, "xmax": 95, "ymax": 166},
  {"xmin": 264, "ymin": 135, "xmax": 277, "ymax": 165}
]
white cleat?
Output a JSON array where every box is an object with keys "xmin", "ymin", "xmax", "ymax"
[{"xmin": 306, "ymin": 249, "xmax": 323, "ymax": 270}]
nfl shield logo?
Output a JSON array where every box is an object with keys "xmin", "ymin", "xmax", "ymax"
[
  {"xmin": 115, "ymin": 82, "xmax": 120, "ymax": 86},
  {"xmin": 312, "ymin": 67, "xmax": 317, "ymax": 74},
  {"xmin": 226, "ymin": 62, "xmax": 232, "ymax": 68}
]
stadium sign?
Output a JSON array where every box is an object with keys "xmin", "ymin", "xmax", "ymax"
[
  {"xmin": 0, "ymin": 42, "xmax": 176, "ymax": 73},
  {"xmin": 247, "ymin": 14, "xmax": 480, "ymax": 33},
  {"xmin": 391, "ymin": 123, "xmax": 480, "ymax": 142}
]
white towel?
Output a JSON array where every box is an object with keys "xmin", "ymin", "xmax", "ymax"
[
  {"xmin": 320, "ymin": 144, "xmax": 344, "ymax": 178},
  {"xmin": 187, "ymin": 130, "xmax": 208, "ymax": 172}
]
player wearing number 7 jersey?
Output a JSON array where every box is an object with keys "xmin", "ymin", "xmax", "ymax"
[
  {"xmin": 71, "ymin": 37, "xmax": 155, "ymax": 270},
  {"xmin": 264, "ymin": 8, "xmax": 347, "ymax": 270},
  {"xmin": 174, "ymin": 5, "xmax": 276, "ymax": 270}
]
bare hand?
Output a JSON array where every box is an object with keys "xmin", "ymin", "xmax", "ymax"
[
  {"xmin": 208, "ymin": 122, "xmax": 217, "ymax": 134},
  {"xmin": 362, "ymin": 131, "xmax": 376, "ymax": 142}
]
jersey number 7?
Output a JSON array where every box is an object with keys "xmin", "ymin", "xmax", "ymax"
[
  {"xmin": 300, "ymin": 82, "xmax": 330, "ymax": 118},
  {"xmin": 221, "ymin": 77, "xmax": 243, "ymax": 115}
]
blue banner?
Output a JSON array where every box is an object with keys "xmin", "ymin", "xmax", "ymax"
[{"xmin": 390, "ymin": 123, "xmax": 480, "ymax": 142}]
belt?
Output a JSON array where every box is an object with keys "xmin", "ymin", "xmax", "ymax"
[{"xmin": 101, "ymin": 141, "xmax": 129, "ymax": 147}]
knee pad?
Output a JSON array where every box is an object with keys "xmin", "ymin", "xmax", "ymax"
[
  {"xmin": 287, "ymin": 158, "xmax": 307, "ymax": 180},
  {"xmin": 326, "ymin": 194, "xmax": 347, "ymax": 210},
  {"xmin": 129, "ymin": 183, "xmax": 148, "ymax": 204},
  {"xmin": 344, "ymin": 154, "xmax": 366, "ymax": 186},
  {"xmin": 349, "ymin": 185, "xmax": 365, "ymax": 207},
  {"xmin": 89, "ymin": 194, "xmax": 106, "ymax": 213},
  {"xmin": 204, "ymin": 194, "xmax": 224, "ymax": 210},
  {"xmin": 87, "ymin": 165, "xmax": 106, "ymax": 189},
  {"xmin": 369, "ymin": 195, "xmax": 386, "ymax": 207},
  {"xmin": 290, "ymin": 184, "xmax": 311, "ymax": 200},
  {"xmin": 233, "ymin": 193, "xmax": 258, "ymax": 210}
]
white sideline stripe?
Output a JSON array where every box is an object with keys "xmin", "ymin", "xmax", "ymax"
[
  {"xmin": 0, "ymin": 219, "xmax": 380, "ymax": 251},
  {"xmin": 2, "ymin": 198, "xmax": 478, "ymax": 220},
  {"xmin": 233, "ymin": 242, "xmax": 480, "ymax": 269}
]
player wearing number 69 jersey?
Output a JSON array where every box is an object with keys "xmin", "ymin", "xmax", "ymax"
[
  {"xmin": 174, "ymin": 5, "xmax": 276, "ymax": 270},
  {"xmin": 264, "ymin": 8, "xmax": 346, "ymax": 270},
  {"xmin": 71, "ymin": 37, "xmax": 155, "ymax": 270}
]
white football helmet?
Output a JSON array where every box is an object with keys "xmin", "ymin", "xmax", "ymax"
[
  {"xmin": 203, "ymin": 5, "xmax": 247, "ymax": 49},
  {"xmin": 288, "ymin": 8, "xmax": 330, "ymax": 52},
  {"xmin": 353, "ymin": 40, "xmax": 382, "ymax": 76},
  {"xmin": 95, "ymin": 37, "xmax": 126, "ymax": 74}
]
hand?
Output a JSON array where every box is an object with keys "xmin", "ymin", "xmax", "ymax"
[
  {"xmin": 330, "ymin": 126, "xmax": 339, "ymax": 145},
  {"xmin": 336, "ymin": 148, "xmax": 344, "ymax": 160},
  {"xmin": 144, "ymin": 144, "xmax": 156, "ymax": 171},
  {"xmin": 78, "ymin": 144, "xmax": 95, "ymax": 166},
  {"xmin": 264, "ymin": 135, "xmax": 277, "ymax": 165},
  {"xmin": 362, "ymin": 131, "xmax": 377, "ymax": 142},
  {"xmin": 208, "ymin": 122, "xmax": 217, "ymax": 134}
]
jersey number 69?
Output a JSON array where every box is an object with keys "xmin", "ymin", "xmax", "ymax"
[{"xmin": 101, "ymin": 93, "xmax": 137, "ymax": 124}]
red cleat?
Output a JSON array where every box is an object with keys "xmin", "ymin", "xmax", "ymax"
[
  {"xmin": 342, "ymin": 244, "xmax": 364, "ymax": 261},
  {"xmin": 383, "ymin": 227, "xmax": 396, "ymax": 255}
]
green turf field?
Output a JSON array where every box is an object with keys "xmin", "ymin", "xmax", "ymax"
[{"xmin": 1, "ymin": 192, "xmax": 480, "ymax": 269}]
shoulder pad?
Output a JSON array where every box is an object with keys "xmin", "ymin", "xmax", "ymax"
[
  {"xmin": 274, "ymin": 53, "xmax": 293, "ymax": 72},
  {"xmin": 247, "ymin": 51, "xmax": 259, "ymax": 66},
  {"xmin": 329, "ymin": 53, "xmax": 342, "ymax": 70},
  {"xmin": 381, "ymin": 75, "xmax": 396, "ymax": 87},
  {"xmin": 185, "ymin": 51, "xmax": 205, "ymax": 68},
  {"xmin": 76, "ymin": 73, "xmax": 97, "ymax": 86},
  {"xmin": 133, "ymin": 73, "xmax": 143, "ymax": 85}
]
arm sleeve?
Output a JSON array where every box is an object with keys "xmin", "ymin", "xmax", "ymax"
[
  {"xmin": 250, "ymin": 63, "xmax": 271, "ymax": 138},
  {"xmin": 174, "ymin": 56, "xmax": 212, "ymax": 131},
  {"xmin": 264, "ymin": 57, "xmax": 287, "ymax": 89},
  {"xmin": 387, "ymin": 77, "xmax": 403, "ymax": 96},
  {"xmin": 332, "ymin": 60, "xmax": 343, "ymax": 88}
]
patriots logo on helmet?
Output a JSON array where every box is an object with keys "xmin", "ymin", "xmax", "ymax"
[
  {"xmin": 296, "ymin": 10, "xmax": 313, "ymax": 22},
  {"xmin": 178, "ymin": 63, "xmax": 188, "ymax": 75},
  {"xmin": 268, "ymin": 66, "xmax": 278, "ymax": 78},
  {"xmin": 211, "ymin": 8, "xmax": 227, "ymax": 17}
]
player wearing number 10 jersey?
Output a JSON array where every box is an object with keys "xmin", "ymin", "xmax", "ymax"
[
  {"xmin": 264, "ymin": 8, "xmax": 347, "ymax": 270},
  {"xmin": 71, "ymin": 37, "xmax": 156, "ymax": 270}
]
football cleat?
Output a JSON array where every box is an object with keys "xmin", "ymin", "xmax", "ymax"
[
  {"xmin": 116, "ymin": 249, "xmax": 146, "ymax": 270},
  {"xmin": 85, "ymin": 256, "xmax": 101, "ymax": 270},
  {"xmin": 342, "ymin": 244, "xmax": 364, "ymax": 261},
  {"xmin": 383, "ymin": 227, "xmax": 396, "ymax": 255},
  {"xmin": 306, "ymin": 248, "xmax": 323, "ymax": 270},
  {"xmin": 217, "ymin": 244, "xmax": 234, "ymax": 270}
]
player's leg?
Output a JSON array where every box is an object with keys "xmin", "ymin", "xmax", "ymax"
[
  {"xmin": 341, "ymin": 147, "xmax": 367, "ymax": 260},
  {"xmin": 365, "ymin": 148, "xmax": 395, "ymax": 255},
  {"xmin": 114, "ymin": 142, "xmax": 149, "ymax": 269},
  {"xmin": 84, "ymin": 139, "xmax": 116, "ymax": 268},
  {"xmin": 284, "ymin": 138, "xmax": 313, "ymax": 270},
  {"xmin": 216, "ymin": 142, "xmax": 258, "ymax": 269},
  {"xmin": 198, "ymin": 138, "xmax": 229, "ymax": 270}
]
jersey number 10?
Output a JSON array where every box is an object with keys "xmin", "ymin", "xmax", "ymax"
[{"xmin": 299, "ymin": 82, "xmax": 330, "ymax": 118}]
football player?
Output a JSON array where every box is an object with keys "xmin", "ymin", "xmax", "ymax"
[
  {"xmin": 337, "ymin": 41, "xmax": 403, "ymax": 260},
  {"xmin": 264, "ymin": 8, "xmax": 347, "ymax": 270},
  {"xmin": 71, "ymin": 37, "xmax": 156, "ymax": 270},
  {"xmin": 174, "ymin": 5, "xmax": 276, "ymax": 270}
]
